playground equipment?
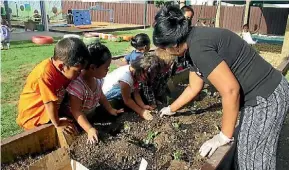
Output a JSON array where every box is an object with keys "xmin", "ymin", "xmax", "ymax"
[{"xmin": 32, "ymin": 36, "xmax": 54, "ymax": 45}]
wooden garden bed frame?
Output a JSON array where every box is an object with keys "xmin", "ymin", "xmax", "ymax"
[{"xmin": 2, "ymin": 54, "xmax": 289, "ymax": 170}]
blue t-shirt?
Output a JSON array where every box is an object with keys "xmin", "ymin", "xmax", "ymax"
[{"xmin": 125, "ymin": 50, "xmax": 143, "ymax": 64}]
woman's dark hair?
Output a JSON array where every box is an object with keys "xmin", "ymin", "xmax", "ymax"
[
  {"xmin": 130, "ymin": 53, "xmax": 159, "ymax": 79},
  {"xmin": 153, "ymin": 5, "xmax": 191, "ymax": 48},
  {"xmin": 131, "ymin": 33, "xmax": 150, "ymax": 50},
  {"xmin": 53, "ymin": 37, "xmax": 90, "ymax": 67},
  {"xmin": 87, "ymin": 42, "xmax": 112, "ymax": 69}
]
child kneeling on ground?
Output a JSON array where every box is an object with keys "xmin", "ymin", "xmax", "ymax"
[
  {"xmin": 102, "ymin": 53, "xmax": 158, "ymax": 121},
  {"xmin": 61, "ymin": 42, "xmax": 123, "ymax": 144},
  {"xmin": 124, "ymin": 33, "xmax": 150, "ymax": 64},
  {"xmin": 17, "ymin": 38, "xmax": 90, "ymax": 133}
]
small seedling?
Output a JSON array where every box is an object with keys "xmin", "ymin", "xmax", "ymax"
[
  {"xmin": 172, "ymin": 122, "xmax": 180, "ymax": 130},
  {"xmin": 144, "ymin": 131, "xmax": 160, "ymax": 145},
  {"xmin": 123, "ymin": 122, "xmax": 130, "ymax": 131},
  {"xmin": 173, "ymin": 150, "xmax": 182, "ymax": 160}
]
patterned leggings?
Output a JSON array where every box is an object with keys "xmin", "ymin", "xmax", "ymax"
[{"xmin": 235, "ymin": 77, "xmax": 289, "ymax": 170}]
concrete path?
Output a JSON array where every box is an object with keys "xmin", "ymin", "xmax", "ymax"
[{"xmin": 10, "ymin": 31, "xmax": 66, "ymax": 41}]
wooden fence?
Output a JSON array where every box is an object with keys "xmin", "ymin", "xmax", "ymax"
[{"xmin": 61, "ymin": 1, "xmax": 289, "ymax": 35}]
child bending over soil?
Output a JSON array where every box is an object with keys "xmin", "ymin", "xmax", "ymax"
[
  {"xmin": 17, "ymin": 38, "xmax": 90, "ymax": 132},
  {"xmin": 102, "ymin": 54, "xmax": 158, "ymax": 121},
  {"xmin": 61, "ymin": 42, "xmax": 123, "ymax": 144},
  {"xmin": 140, "ymin": 48, "xmax": 178, "ymax": 106},
  {"xmin": 124, "ymin": 33, "xmax": 150, "ymax": 64}
]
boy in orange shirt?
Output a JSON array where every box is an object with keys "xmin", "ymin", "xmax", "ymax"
[{"xmin": 17, "ymin": 37, "xmax": 90, "ymax": 134}]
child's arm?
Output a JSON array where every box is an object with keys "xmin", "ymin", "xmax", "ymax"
[
  {"xmin": 39, "ymin": 77, "xmax": 76, "ymax": 134},
  {"xmin": 69, "ymin": 95, "xmax": 98, "ymax": 143},
  {"xmin": 133, "ymin": 89, "xmax": 155, "ymax": 110},
  {"xmin": 120, "ymin": 81, "xmax": 153, "ymax": 120},
  {"xmin": 99, "ymin": 91, "xmax": 124, "ymax": 115},
  {"xmin": 44, "ymin": 101, "xmax": 75, "ymax": 134}
]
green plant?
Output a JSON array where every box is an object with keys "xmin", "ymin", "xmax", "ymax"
[
  {"xmin": 173, "ymin": 150, "xmax": 182, "ymax": 160},
  {"xmin": 123, "ymin": 122, "xmax": 130, "ymax": 131},
  {"xmin": 154, "ymin": 0, "xmax": 178, "ymax": 8},
  {"xmin": 172, "ymin": 122, "xmax": 180, "ymax": 130},
  {"xmin": 144, "ymin": 131, "xmax": 160, "ymax": 145}
]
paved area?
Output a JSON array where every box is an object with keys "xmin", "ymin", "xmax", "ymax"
[{"xmin": 10, "ymin": 31, "xmax": 66, "ymax": 41}]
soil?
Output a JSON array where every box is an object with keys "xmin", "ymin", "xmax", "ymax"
[
  {"xmin": 69, "ymin": 86, "xmax": 222, "ymax": 170},
  {"xmin": 1, "ymin": 149, "xmax": 55, "ymax": 170}
]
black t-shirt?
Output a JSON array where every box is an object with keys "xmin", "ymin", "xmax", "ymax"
[{"xmin": 187, "ymin": 27, "xmax": 282, "ymax": 107}]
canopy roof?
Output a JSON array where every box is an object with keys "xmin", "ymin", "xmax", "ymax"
[{"xmin": 224, "ymin": 1, "xmax": 289, "ymax": 7}]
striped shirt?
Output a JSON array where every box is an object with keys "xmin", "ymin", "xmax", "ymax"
[{"xmin": 66, "ymin": 76, "xmax": 103, "ymax": 114}]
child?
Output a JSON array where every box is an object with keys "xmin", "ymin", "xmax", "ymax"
[
  {"xmin": 102, "ymin": 53, "xmax": 157, "ymax": 120},
  {"xmin": 141, "ymin": 49, "xmax": 178, "ymax": 106},
  {"xmin": 17, "ymin": 38, "xmax": 90, "ymax": 133},
  {"xmin": 124, "ymin": 33, "xmax": 150, "ymax": 64},
  {"xmin": 62, "ymin": 42, "xmax": 123, "ymax": 144},
  {"xmin": 242, "ymin": 24, "xmax": 257, "ymax": 45},
  {"xmin": 1, "ymin": 19, "xmax": 11, "ymax": 50}
]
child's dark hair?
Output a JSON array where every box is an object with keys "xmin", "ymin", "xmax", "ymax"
[
  {"xmin": 130, "ymin": 53, "xmax": 159, "ymax": 78},
  {"xmin": 86, "ymin": 42, "xmax": 112, "ymax": 69},
  {"xmin": 53, "ymin": 37, "xmax": 90, "ymax": 67},
  {"xmin": 243, "ymin": 24, "xmax": 249, "ymax": 28},
  {"xmin": 181, "ymin": 5, "xmax": 194, "ymax": 16},
  {"xmin": 1, "ymin": 19, "xmax": 8, "ymax": 26},
  {"xmin": 131, "ymin": 33, "xmax": 150, "ymax": 50}
]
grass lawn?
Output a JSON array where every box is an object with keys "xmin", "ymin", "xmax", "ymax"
[
  {"xmin": 286, "ymin": 71, "xmax": 289, "ymax": 81},
  {"xmin": 1, "ymin": 28, "xmax": 153, "ymax": 138}
]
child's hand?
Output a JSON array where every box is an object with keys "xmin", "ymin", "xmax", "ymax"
[
  {"xmin": 57, "ymin": 117, "xmax": 78, "ymax": 135},
  {"xmin": 140, "ymin": 110, "xmax": 153, "ymax": 121},
  {"xmin": 87, "ymin": 127, "xmax": 98, "ymax": 144},
  {"xmin": 143, "ymin": 105, "xmax": 155, "ymax": 111},
  {"xmin": 109, "ymin": 108, "xmax": 124, "ymax": 116}
]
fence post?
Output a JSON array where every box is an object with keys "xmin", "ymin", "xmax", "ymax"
[
  {"xmin": 215, "ymin": 0, "xmax": 221, "ymax": 28},
  {"xmin": 243, "ymin": 0, "xmax": 251, "ymax": 25}
]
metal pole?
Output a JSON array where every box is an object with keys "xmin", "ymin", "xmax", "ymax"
[
  {"xmin": 143, "ymin": 0, "xmax": 147, "ymax": 29},
  {"xmin": 40, "ymin": 1, "xmax": 49, "ymax": 31}
]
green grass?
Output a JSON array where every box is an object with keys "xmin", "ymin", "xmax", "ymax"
[
  {"xmin": 1, "ymin": 28, "xmax": 153, "ymax": 138},
  {"xmin": 286, "ymin": 71, "xmax": 289, "ymax": 81}
]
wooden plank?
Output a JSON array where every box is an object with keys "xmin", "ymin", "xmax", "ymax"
[
  {"xmin": 1, "ymin": 124, "xmax": 57, "ymax": 164},
  {"xmin": 56, "ymin": 128, "xmax": 78, "ymax": 148},
  {"xmin": 28, "ymin": 148, "xmax": 71, "ymax": 170},
  {"xmin": 277, "ymin": 57, "xmax": 289, "ymax": 75}
]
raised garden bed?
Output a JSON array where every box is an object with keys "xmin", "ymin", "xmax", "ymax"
[{"xmin": 69, "ymin": 87, "xmax": 222, "ymax": 169}]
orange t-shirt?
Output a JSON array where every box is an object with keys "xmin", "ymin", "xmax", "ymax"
[{"xmin": 17, "ymin": 58, "xmax": 70, "ymax": 130}]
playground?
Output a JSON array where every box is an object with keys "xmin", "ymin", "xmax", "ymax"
[{"xmin": 1, "ymin": 1, "xmax": 289, "ymax": 170}]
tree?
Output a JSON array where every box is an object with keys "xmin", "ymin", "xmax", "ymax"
[{"xmin": 154, "ymin": 0, "xmax": 179, "ymax": 8}]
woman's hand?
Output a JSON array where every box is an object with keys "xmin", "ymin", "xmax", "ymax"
[
  {"xmin": 140, "ymin": 110, "xmax": 153, "ymax": 120},
  {"xmin": 159, "ymin": 106, "xmax": 176, "ymax": 117},
  {"xmin": 108, "ymin": 108, "xmax": 124, "ymax": 116},
  {"xmin": 87, "ymin": 128, "xmax": 98, "ymax": 144}
]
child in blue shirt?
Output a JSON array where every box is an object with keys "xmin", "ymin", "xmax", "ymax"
[{"xmin": 125, "ymin": 33, "xmax": 150, "ymax": 64}]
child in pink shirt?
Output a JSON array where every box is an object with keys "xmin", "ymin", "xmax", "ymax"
[{"xmin": 62, "ymin": 42, "xmax": 123, "ymax": 144}]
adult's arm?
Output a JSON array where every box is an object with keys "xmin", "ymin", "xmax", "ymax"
[
  {"xmin": 170, "ymin": 71, "xmax": 204, "ymax": 112},
  {"xmin": 207, "ymin": 61, "xmax": 240, "ymax": 139}
]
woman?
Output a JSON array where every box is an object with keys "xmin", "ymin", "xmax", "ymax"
[{"xmin": 153, "ymin": 5, "xmax": 289, "ymax": 170}]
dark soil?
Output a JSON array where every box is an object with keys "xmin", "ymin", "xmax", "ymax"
[
  {"xmin": 69, "ymin": 87, "xmax": 222, "ymax": 170},
  {"xmin": 1, "ymin": 149, "xmax": 55, "ymax": 170}
]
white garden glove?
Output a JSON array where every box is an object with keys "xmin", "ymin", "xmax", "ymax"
[
  {"xmin": 159, "ymin": 106, "xmax": 176, "ymax": 117},
  {"xmin": 199, "ymin": 131, "xmax": 233, "ymax": 157}
]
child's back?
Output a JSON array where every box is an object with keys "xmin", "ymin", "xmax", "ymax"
[
  {"xmin": 17, "ymin": 38, "xmax": 90, "ymax": 130},
  {"xmin": 125, "ymin": 33, "xmax": 150, "ymax": 64},
  {"xmin": 17, "ymin": 59, "xmax": 70, "ymax": 129}
]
